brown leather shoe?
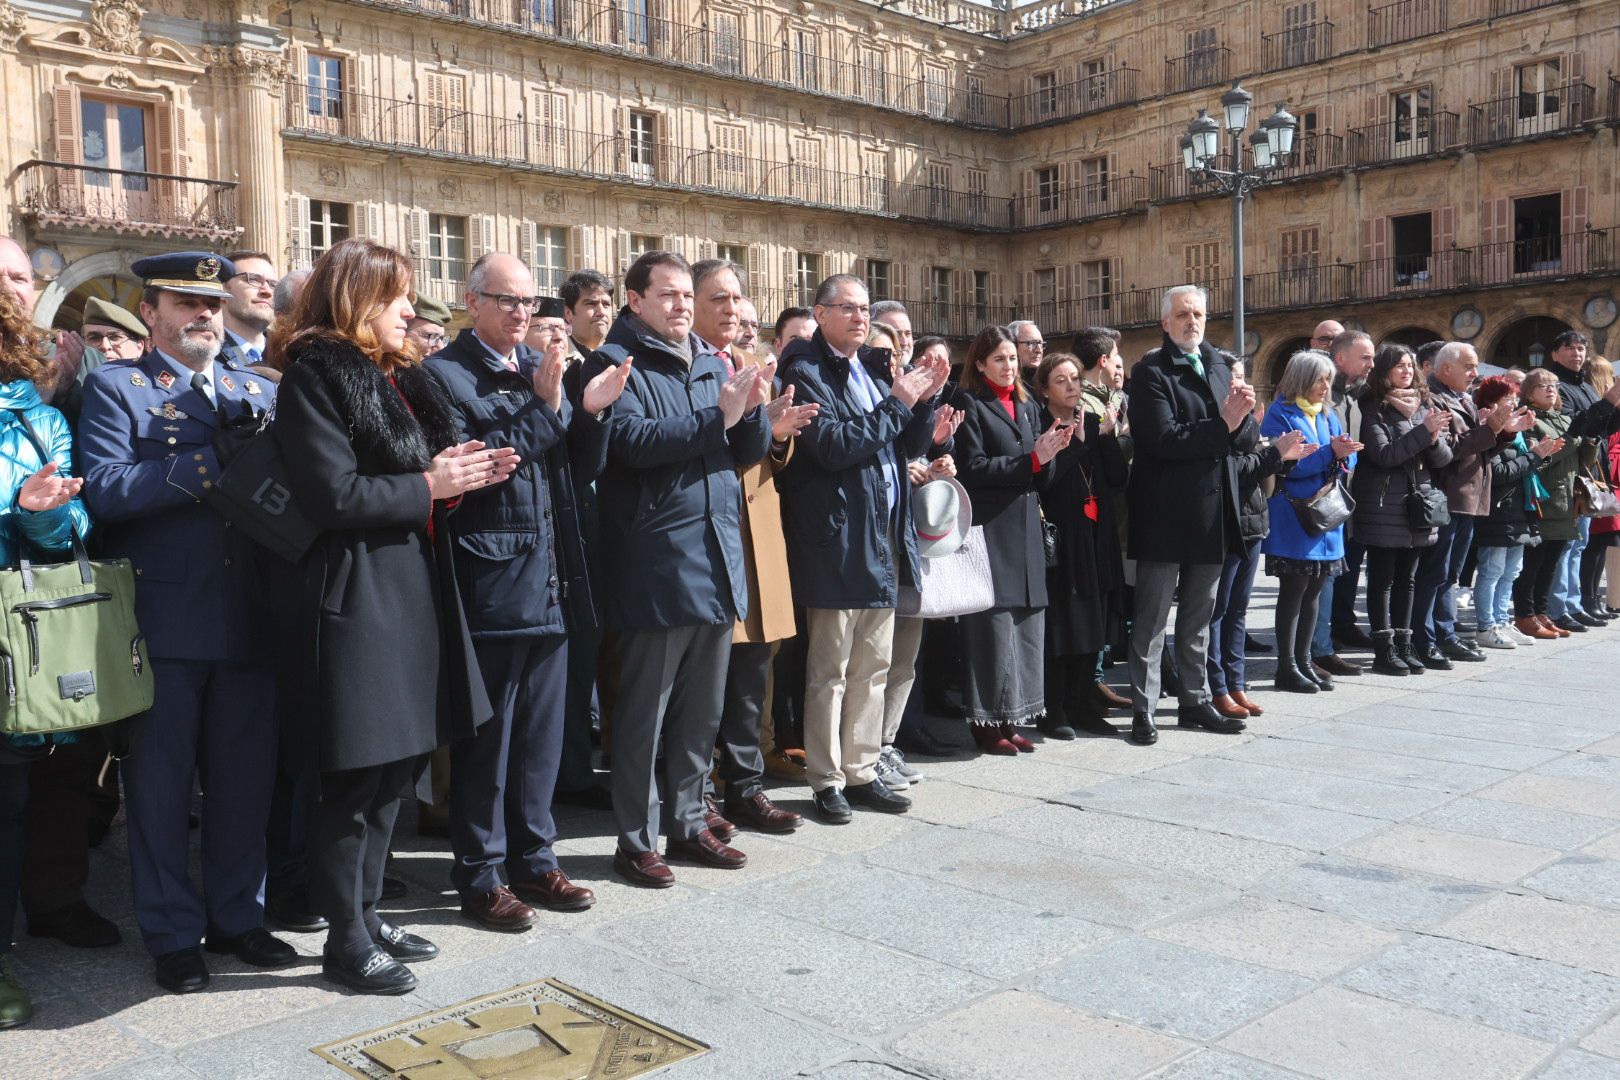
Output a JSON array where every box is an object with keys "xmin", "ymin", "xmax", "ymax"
[
  {"xmin": 1537, "ymin": 614, "xmax": 1571, "ymax": 638},
  {"xmin": 724, "ymin": 791, "xmax": 803, "ymax": 834},
  {"xmin": 1094, "ymin": 683, "xmax": 1132, "ymax": 710},
  {"xmin": 702, "ymin": 796, "xmax": 739, "ymax": 840},
  {"xmin": 510, "ymin": 869, "xmax": 596, "ymax": 913},
  {"xmin": 1230, "ymin": 690, "xmax": 1265, "ymax": 716},
  {"xmin": 763, "ymin": 748, "xmax": 807, "ymax": 782},
  {"xmin": 1516, "ymin": 616, "xmax": 1559, "ymax": 640},
  {"xmin": 614, "ymin": 847, "xmax": 675, "ymax": 889},
  {"xmin": 666, "ymin": 828, "xmax": 747, "ymax": 869},
  {"xmin": 460, "ymin": 885, "xmax": 536, "ymax": 931},
  {"xmin": 1212, "ymin": 693, "xmax": 1250, "ymax": 721}
]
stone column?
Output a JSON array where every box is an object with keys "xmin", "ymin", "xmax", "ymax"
[{"xmin": 219, "ymin": 45, "xmax": 288, "ymax": 257}]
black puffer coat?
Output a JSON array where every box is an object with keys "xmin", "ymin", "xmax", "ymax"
[
  {"xmin": 1351, "ymin": 400, "xmax": 1453, "ymax": 548},
  {"xmin": 1476, "ymin": 436, "xmax": 1546, "ymax": 548}
]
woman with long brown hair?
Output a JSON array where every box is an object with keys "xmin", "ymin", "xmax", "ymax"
[{"xmin": 270, "ymin": 239, "xmax": 517, "ymax": 994}]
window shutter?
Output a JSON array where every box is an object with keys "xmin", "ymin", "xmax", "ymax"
[
  {"xmin": 364, "ymin": 202, "xmax": 385, "ymax": 241},
  {"xmin": 781, "ymin": 249, "xmax": 795, "ymax": 293},
  {"xmin": 53, "ymin": 84, "xmax": 81, "ymax": 165},
  {"xmin": 1359, "ymin": 217, "xmax": 1387, "ymax": 297},
  {"xmin": 567, "ymin": 226, "xmax": 583, "ymax": 273},
  {"xmin": 407, "ymin": 208, "xmax": 428, "ymax": 254},
  {"xmin": 618, "ymin": 231, "xmax": 632, "ymax": 272},
  {"xmin": 1479, "ymin": 198, "xmax": 1510, "ymax": 283},
  {"xmin": 518, "ymin": 221, "xmax": 538, "ymax": 274},
  {"xmin": 1434, "ymin": 206, "xmax": 1456, "ymax": 287},
  {"xmin": 1021, "ymin": 269, "xmax": 1034, "ymax": 310},
  {"xmin": 1563, "ymin": 186, "xmax": 1589, "ymax": 273},
  {"xmin": 287, "ymin": 194, "xmax": 311, "ymax": 266},
  {"xmin": 154, "ymin": 101, "xmax": 186, "ymax": 176},
  {"xmin": 472, "ymin": 214, "xmax": 497, "ymax": 259},
  {"xmin": 746, "ymin": 244, "xmax": 765, "ymax": 301}
]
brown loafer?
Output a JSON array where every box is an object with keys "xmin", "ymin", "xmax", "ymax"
[
  {"xmin": 1094, "ymin": 683, "xmax": 1132, "ymax": 710},
  {"xmin": 511, "ymin": 869, "xmax": 596, "ymax": 912},
  {"xmin": 1212, "ymin": 693, "xmax": 1250, "ymax": 720},
  {"xmin": 1230, "ymin": 690, "xmax": 1264, "ymax": 716},
  {"xmin": 762, "ymin": 748, "xmax": 807, "ymax": 782},
  {"xmin": 666, "ymin": 828, "xmax": 747, "ymax": 869},
  {"xmin": 460, "ymin": 885, "xmax": 536, "ymax": 932},
  {"xmin": 702, "ymin": 795, "xmax": 739, "ymax": 841},
  {"xmin": 724, "ymin": 791, "xmax": 803, "ymax": 834},
  {"xmin": 1536, "ymin": 614, "xmax": 1571, "ymax": 638},
  {"xmin": 614, "ymin": 847, "xmax": 676, "ymax": 889}
]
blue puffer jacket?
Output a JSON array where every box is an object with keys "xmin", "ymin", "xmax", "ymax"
[
  {"xmin": 1262, "ymin": 400, "xmax": 1354, "ymax": 562},
  {"xmin": 1, "ymin": 378, "xmax": 93, "ymax": 751}
]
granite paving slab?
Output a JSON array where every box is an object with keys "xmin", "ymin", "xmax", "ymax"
[
  {"xmin": 1339, "ymin": 823, "xmax": 1561, "ymax": 885},
  {"xmin": 1146, "ymin": 897, "xmax": 1400, "ymax": 978},
  {"xmin": 1070, "ymin": 776, "xmax": 1392, "ymax": 849},
  {"xmin": 1439, "ymin": 892, "xmax": 1620, "ymax": 976},
  {"xmin": 1254, "ymin": 855, "xmax": 1495, "ymax": 930}
]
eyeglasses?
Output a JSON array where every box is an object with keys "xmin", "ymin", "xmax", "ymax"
[
  {"xmin": 1311, "ymin": 335, "xmax": 1334, "ymax": 346},
  {"xmin": 230, "ymin": 273, "xmax": 279, "ymax": 293},
  {"xmin": 1018, "ymin": 339, "xmax": 1046, "ymax": 352},
  {"xmin": 478, "ymin": 292, "xmax": 543, "ymax": 314},
  {"xmin": 84, "ymin": 330, "xmax": 135, "ymax": 348},
  {"xmin": 820, "ymin": 303, "xmax": 871, "ymax": 318},
  {"xmin": 738, "ymin": 320, "xmax": 761, "ymax": 333},
  {"xmin": 409, "ymin": 328, "xmax": 447, "ymax": 348}
]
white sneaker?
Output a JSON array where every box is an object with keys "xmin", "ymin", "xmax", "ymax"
[
  {"xmin": 1476, "ymin": 626, "xmax": 1517, "ymax": 650},
  {"xmin": 1505, "ymin": 624, "xmax": 1536, "ymax": 645}
]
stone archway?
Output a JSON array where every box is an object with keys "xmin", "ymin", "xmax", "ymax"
[
  {"xmin": 1377, "ymin": 325, "xmax": 1444, "ymax": 351},
  {"xmin": 1485, "ymin": 314, "xmax": 1575, "ymax": 369},
  {"xmin": 33, "ymin": 250, "xmax": 142, "ymax": 331},
  {"xmin": 1260, "ymin": 335, "xmax": 1313, "ymax": 393}
]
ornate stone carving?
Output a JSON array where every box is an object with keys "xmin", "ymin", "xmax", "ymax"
[
  {"xmin": 721, "ymin": 212, "xmax": 740, "ymax": 232},
  {"xmin": 637, "ymin": 202, "xmax": 658, "ymax": 223},
  {"xmin": 88, "ymin": 0, "xmax": 145, "ymax": 54},
  {"xmin": 0, "ymin": 1, "xmax": 28, "ymax": 49},
  {"xmin": 319, "ymin": 164, "xmax": 343, "ymax": 186},
  {"xmin": 873, "ymin": 232, "xmax": 888, "ymax": 251},
  {"xmin": 802, "ymin": 223, "xmax": 818, "ymax": 242},
  {"xmin": 438, "ymin": 177, "xmax": 460, "ymax": 199},
  {"xmin": 205, "ymin": 43, "xmax": 289, "ymax": 84},
  {"xmin": 542, "ymin": 191, "xmax": 563, "ymax": 212}
]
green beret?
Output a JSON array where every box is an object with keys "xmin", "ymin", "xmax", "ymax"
[
  {"xmin": 82, "ymin": 297, "xmax": 148, "ymax": 339},
  {"xmin": 411, "ymin": 295, "xmax": 452, "ymax": 327}
]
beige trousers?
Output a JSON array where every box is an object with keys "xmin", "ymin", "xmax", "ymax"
[
  {"xmin": 803, "ymin": 607, "xmax": 895, "ymax": 792},
  {"xmin": 1608, "ymin": 546, "xmax": 1620, "ymax": 608},
  {"xmin": 882, "ymin": 615, "xmax": 926, "ymax": 745}
]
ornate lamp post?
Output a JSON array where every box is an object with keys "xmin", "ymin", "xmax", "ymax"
[{"xmin": 1181, "ymin": 82, "xmax": 1298, "ymax": 358}]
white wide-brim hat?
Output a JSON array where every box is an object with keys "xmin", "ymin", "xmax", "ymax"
[{"xmin": 911, "ymin": 475, "xmax": 973, "ymax": 558}]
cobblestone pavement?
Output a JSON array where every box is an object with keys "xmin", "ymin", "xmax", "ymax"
[{"xmin": 7, "ymin": 598, "xmax": 1620, "ymax": 1080}]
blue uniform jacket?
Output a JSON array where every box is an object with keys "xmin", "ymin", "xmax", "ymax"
[
  {"xmin": 424, "ymin": 329, "xmax": 609, "ymax": 638},
  {"xmin": 581, "ymin": 309, "xmax": 770, "ymax": 631},
  {"xmin": 1262, "ymin": 400, "xmax": 1355, "ymax": 562},
  {"xmin": 775, "ymin": 329, "xmax": 935, "ymax": 609},
  {"xmin": 78, "ymin": 349, "xmax": 275, "ymax": 661}
]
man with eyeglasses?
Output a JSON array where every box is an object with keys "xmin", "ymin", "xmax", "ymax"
[
  {"xmin": 1309, "ymin": 319, "xmax": 1345, "ymax": 353},
  {"xmin": 735, "ymin": 297, "xmax": 762, "ymax": 359},
  {"xmin": 404, "ymin": 295, "xmax": 452, "ymax": 357},
  {"xmin": 524, "ymin": 297, "xmax": 570, "ymax": 355},
  {"xmin": 82, "ymin": 297, "xmax": 147, "ymax": 361},
  {"xmin": 219, "ymin": 250, "xmax": 279, "ymax": 368},
  {"xmin": 1009, "ymin": 319, "xmax": 1045, "ymax": 383},
  {"xmin": 871, "ymin": 300, "xmax": 914, "ymax": 368}
]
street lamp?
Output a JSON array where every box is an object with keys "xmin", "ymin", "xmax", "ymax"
[{"xmin": 1182, "ymin": 82, "xmax": 1300, "ymax": 359}]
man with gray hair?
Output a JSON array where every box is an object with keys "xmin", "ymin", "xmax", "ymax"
[
  {"xmin": 271, "ymin": 269, "xmax": 311, "ymax": 321},
  {"xmin": 870, "ymin": 300, "xmax": 914, "ymax": 368},
  {"xmin": 1123, "ymin": 284, "xmax": 1258, "ymax": 746},
  {"xmin": 1312, "ymin": 328, "xmax": 1377, "ymax": 674},
  {"xmin": 1008, "ymin": 319, "xmax": 1044, "ymax": 383}
]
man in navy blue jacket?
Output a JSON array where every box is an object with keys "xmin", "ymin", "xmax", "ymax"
[
  {"xmin": 580, "ymin": 251, "xmax": 771, "ymax": 887},
  {"xmin": 425, "ymin": 253, "xmax": 631, "ymax": 930}
]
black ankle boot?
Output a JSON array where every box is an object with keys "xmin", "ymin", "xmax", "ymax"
[
  {"xmin": 1299, "ymin": 651, "xmax": 1334, "ymax": 691},
  {"xmin": 1370, "ymin": 630, "xmax": 1409, "ymax": 676},
  {"xmin": 1393, "ymin": 630, "xmax": 1427, "ymax": 673},
  {"xmin": 1274, "ymin": 658, "xmax": 1319, "ymax": 694}
]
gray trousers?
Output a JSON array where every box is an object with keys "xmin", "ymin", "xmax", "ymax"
[
  {"xmin": 611, "ymin": 624, "xmax": 731, "ymax": 854},
  {"xmin": 714, "ymin": 640, "xmax": 777, "ymax": 803},
  {"xmin": 1130, "ymin": 560, "xmax": 1223, "ymax": 712}
]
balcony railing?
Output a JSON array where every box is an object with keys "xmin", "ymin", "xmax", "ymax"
[
  {"xmin": 1467, "ymin": 81, "xmax": 1595, "ymax": 145},
  {"xmin": 1488, "ymin": 0, "xmax": 1566, "ymax": 16},
  {"xmin": 16, "ymin": 160, "xmax": 239, "ymax": 240},
  {"xmin": 1011, "ymin": 175, "xmax": 1148, "ymax": 229},
  {"xmin": 283, "ymin": 82, "xmax": 1011, "ymax": 231},
  {"xmin": 1261, "ymin": 21, "xmax": 1333, "ymax": 72},
  {"xmin": 1165, "ymin": 47, "xmax": 1231, "ymax": 95},
  {"xmin": 1008, "ymin": 67, "xmax": 1141, "ymax": 127},
  {"xmin": 357, "ymin": 0, "xmax": 1005, "ymax": 127},
  {"xmin": 1265, "ymin": 131, "xmax": 1348, "ymax": 181},
  {"xmin": 1348, "ymin": 110, "xmax": 1459, "ymax": 165},
  {"xmin": 1148, "ymin": 153, "xmax": 1234, "ymax": 203},
  {"xmin": 1368, "ymin": 0, "xmax": 1448, "ymax": 47},
  {"xmin": 413, "ymin": 256, "xmax": 472, "ymax": 306}
]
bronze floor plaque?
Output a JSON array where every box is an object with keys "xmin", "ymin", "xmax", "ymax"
[{"xmin": 313, "ymin": 978, "xmax": 709, "ymax": 1079}]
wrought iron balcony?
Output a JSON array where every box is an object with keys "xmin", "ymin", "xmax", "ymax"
[
  {"xmin": 16, "ymin": 160, "xmax": 239, "ymax": 241},
  {"xmin": 1008, "ymin": 67, "xmax": 1141, "ymax": 128},
  {"xmin": 1263, "ymin": 131, "xmax": 1348, "ymax": 181},
  {"xmin": 1165, "ymin": 47, "xmax": 1231, "ymax": 95},
  {"xmin": 1148, "ymin": 153, "xmax": 1234, "ymax": 203},
  {"xmin": 1367, "ymin": 0, "xmax": 1449, "ymax": 48},
  {"xmin": 283, "ymin": 82, "xmax": 1010, "ymax": 231},
  {"xmin": 1347, "ymin": 110, "xmax": 1459, "ymax": 166},
  {"xmin": 413, "ymin": 256, "xmax": 472, "ymax": 306},
  {"xmin": 1488, "ymin": 0, "xmax": 1567, "ymax": 16},
  {"xmin": 1011, "ymin": 175, "xmax": 1148, "ymax": 229},
  {"xmin": 1467, "ymin": 81, "xmax": 1595, "ymax": 145},
  {"xmin": 1261, "ymin": 20, "xmax": 1333, "ymax": 72}
]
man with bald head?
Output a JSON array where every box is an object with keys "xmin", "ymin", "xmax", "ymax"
[
  {"xmin": 425, "ymin": 252, "xmax": 632, "ymax": 929},
  {"xmin": 1310, "ymin": 319, "xmax": 1344, "ymax": 352},
  {"xmin": 0, "ymin": 237, "xmax": 36, "ymax": 314}
]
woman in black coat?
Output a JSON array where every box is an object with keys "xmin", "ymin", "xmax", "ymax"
[
  {"xmin": 1034, "ymin": 350, "xmax": 1127, "ymax": 740},
  {"xmin": 271, "ymin": 239, "xmax": 516, "ymax": 994},
  {"xmin": 953, "ymin": 326, "xmax": 1072, "ymax": 755},
  {"xmin": 1349, "ymin": 345, "xmax": 1453, "ymax": 675}
]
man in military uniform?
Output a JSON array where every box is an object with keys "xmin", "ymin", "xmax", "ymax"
[
  {"xmin": 81, "ymin": 298, "xmax": 148, "ymax": 362},
  {"xmin": 78, "ymin": 252, "xmax": 295, "ymax": 995},
  {"xmin": 406, "ymin": 294, "xmax": 452, "ymax": 357}
]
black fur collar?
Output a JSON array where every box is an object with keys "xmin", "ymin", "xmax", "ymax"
[{"xmin": 286, "ymin": 336, "xmax": 460, "ymax": 472}]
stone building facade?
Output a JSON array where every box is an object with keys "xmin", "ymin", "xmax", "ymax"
[{"xmin": 2, "ymin": 0, "xmax": 1617, "ymax": 381}]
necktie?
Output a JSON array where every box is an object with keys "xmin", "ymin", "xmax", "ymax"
[
  {"xmin": 505, "ymin": 358, "xmax": 519, "ymax": 373},
  {"xmin": 246, "ymin": 346, "xmax": 262, "ymax": 364},
  {"xmin": 190, "ymin": 371, "xmax": 213, "ymax": 405},
  {"xmin": 1186, "ymin": 352, "xmax": 1205, "ymax": 379},
  {"xmin": 719, "ymin": 350, "xmax": 736, "ymax": 376}
]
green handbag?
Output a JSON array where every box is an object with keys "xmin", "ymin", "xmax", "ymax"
[{"xmin": 0, "ymin": 412, "xmax": 153, "ymax": 738}]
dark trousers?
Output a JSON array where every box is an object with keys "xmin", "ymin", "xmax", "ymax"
[
  {"xmin": 311, "ymin": 756, "xmax": 417, "ymax": 956},
  {"xmin": 450, "ymin": 635, "xmax": 567, "ymax": 896},
  {"xmin": 1581, "ymin": 533, "xmax": 1616, "ymax": 610},
  {"xmin": 1413, "ymin": 514, "xmax": 1475, "ymax": 649},
  {"xmin": 558, "ymin": 626, "xmax": 600, "ymax": 793},
  {"xmin": 1365, "ymin": 545, "xmax": 1422, "ymax": 632},
  {"xmin": 770, "ymin": 629, "xmax": 806, "ymax": 752},
  {"xmin": 0, "ymin": 763, "xmax": 28, "ymax": 956},
  {"xmin": 124, "ymin": 659, "xmax": 276, "ymax": 958},
  {"xmin": 265, "ymin": 749, "xmax": 313, "ymax": 900},
  {"xmin": 1043, "ymin": 651, "xmax": 1099, "ymax": 729},
  {"xmin": 716, "ymin": 641, "xmax": 773, "ymax": 803},
  {"xmin": 1330, "ymin": 537, "xmax": 1367, "ymax": 627},
  {"xmin": 1514, "ymin": 538, "xmax": 1570, "ymax": 617},
  {"xmin": 21, "ymin": 735, "xmax": 102, "ymax": 916},
  {"xmin": 1277, "ymin": 573, "xmax": 1328, "ymax": 669},
  {"xmin": 1208, "ymin": 539, "xmax": 1261, "ymax": 696}
]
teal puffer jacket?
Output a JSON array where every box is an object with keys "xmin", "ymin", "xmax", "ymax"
[{"xmin": 0, "ymin": 378, "xmax": 93, "ymax": 751}]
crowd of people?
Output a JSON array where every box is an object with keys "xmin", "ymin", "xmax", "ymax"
[{"xmin": 0, "ymin": 233, "xmax": 1616, "ymax": 1026}]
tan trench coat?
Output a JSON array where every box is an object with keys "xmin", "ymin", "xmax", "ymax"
[{"xmin": 734, "ymin": 352, "xmax": 797, "ymax": 644}]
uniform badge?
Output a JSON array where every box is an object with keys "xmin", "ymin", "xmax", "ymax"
[
  {"xmin": 246, "ymin": 380, "xmax": 262, "ymax": 395},
  {"xmin": 147, "ymin": 405, "xmax": 191, "ymax": 421},
  {"xmin": 163, "ymin": 402, "xmax": 179, "ymax": 420},
  {"xmin": 130, "ymin": 371, "xmax": 147, "ymax": 388},
  {"xmin": 156, "ymin": 371, "xmax": 176, "ymax": 390},
  {"xmin": 221, "ymin": 375, "xmax": 236, "ymax": 392},
  {"xmin": 197, "ymin": 256, "xmax": 221, "ymax": 282}
]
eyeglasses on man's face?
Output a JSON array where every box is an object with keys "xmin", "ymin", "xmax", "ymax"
[
  {"xmin": 230, "ymin": 273, "xmax": 279, "ymax": 293},
  {"xmin": 1018, "ymin": 339, "xmax": 1046, "ymax": 352},
  {"xmin": 478, "ymin": 291, "xmax": 543, "ymax": 314},
  {"xmin": 409, "ymin": 328, "xmax": 447, "ymax": 348},
  {"xmin": 1311, "ymin": 334, "xmax": 1335, "ymax": 347},
  {"xmin": 821, "ymin": 302, "xmax": 871, "ymax": 318},
  {"xmin": 84, "ymin": 330, "xmax": 135, "ymax": 348},
  {"xmin": 738, "ymin": 320, "xmax": 761, "ymax": 333}
]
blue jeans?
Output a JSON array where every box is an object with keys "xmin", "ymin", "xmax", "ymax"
[
  {"xmin": 1207, "ymin": 539, "xmax": 1261, "ymax": 696},
  {"xmin": 1550, "ymin": 517, "xmax": 1591, "ymax": 617},
  {"xmin": 1473, "ymin": 545, "xmax": 1524, "ymax": 632},
  {"xmin": 1312, "ymin": 536, "xmax": 1365, "ymax": 657},
  {"xmin": 1413, "ymin": 514, "xmax": 1476, "ymax": 650}
]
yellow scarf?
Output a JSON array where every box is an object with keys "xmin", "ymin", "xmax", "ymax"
[{"xmin": 1293, "ymin": 397, "xmax": 1325, "ymax": 419}]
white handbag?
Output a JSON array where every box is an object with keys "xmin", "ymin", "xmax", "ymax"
[{"xmin": 898, "ymin": 525, "xmax": 995, "ymax": 619}]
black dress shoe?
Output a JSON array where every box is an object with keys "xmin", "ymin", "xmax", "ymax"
[
  {"xmin": 1129, "ymin": 712, "xmax": 1158, "ymax": 745},
  {"xmin": 1177, "ymin": 701, "xmax": 1246, "ymax": 733},
  {"xmin": 813, "ymin": 787, "xmax": 853, "ymax": 825},
  {"xmin": 380, "ymin": 876, "xmax": 407, "ymax": 901},
  {"xmin": 1313, "ymin": 653, "xmax": 1362, "ymax": 677},
  {"xmin": 845, "ymin": 779, "xmax": 911, "ymax": 814},
  {"xmin": 1573, "ymin": 610, "xmax": 1606, "ymax": 628},
  {"xmin": 1553, "ymin": 615, "xmax": 1588, "ymax": 634},
  {"xmin": 1244, "ymin": 633, "xmax": 1273, "ymax": 654},
  {"xmin": 1306, "ymin": 663, "xmax": 1335, "ymax": 691},
  {"xmin": 204, "ymin": 927, "xmax": 298, "ymax": 969},
  {"xmin": 1070, "ymin": 709, "xmax": 1120, "ymax": 737},
  {"xmin": 1332, "ymin": 622, "xmax": 1375, "ymax": 650},
  {"xmin": 1037, "ymin": 717, "xmax": 1077, "ymax": 740},
  {"xmin": 1274, "ymin": 664, "xmax": 1320, "ymax": 694},
  {"xmin": 155, "ymin": 947, "xmax": 210, "ymax": 994},
  {"xmin": 375, "ymin": 921, "xmax": 438, "ymax": 962},
  {"xmin": 266, "ymin": 890, "xmax": 329, "ymax": 933},
  {"xmin": 27, "ymin": 900, "xmax": 121, "ymax": 948},
  {"xmin": 322, "ymin": 946, "xmax": 417, "ymax": 995},
  {"xmin": 1440, "ymin": 638, "xmax": 1486, "ymax": 662},
  {"xmin": 1416, "ymin": 646, "xmax": 1454, "ymax": 670}
]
